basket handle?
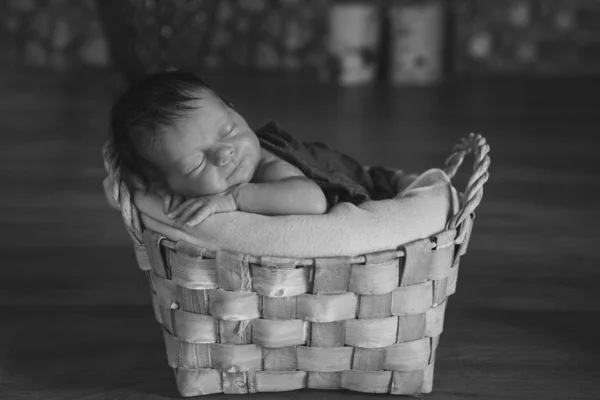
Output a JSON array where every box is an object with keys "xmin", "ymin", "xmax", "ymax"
[
  {"xmin": 102, "ymin": 138, "xmax": 145, "ymax": 247},
  {"xmin": 443, "ymin": 133, "xmax": 491, "ymax": 231}
]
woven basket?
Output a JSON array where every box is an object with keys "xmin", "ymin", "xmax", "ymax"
[{"xmin": 103, "ymin": 134, "xmax": 490, "ymax": 396}]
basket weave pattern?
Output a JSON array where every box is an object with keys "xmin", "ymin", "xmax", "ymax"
[{"xmin": 104, "ymin": 134, "xmax": 490, "ymax": 396}]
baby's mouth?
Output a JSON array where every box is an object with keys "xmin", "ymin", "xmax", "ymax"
[{"xmin": 228, "ymin": 159, "xmax": 243, "ymax": 179}]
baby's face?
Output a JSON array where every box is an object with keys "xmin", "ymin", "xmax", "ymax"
[{"xmin": 148, "ymin": 91, "xmax": 261, "ymax": 197}]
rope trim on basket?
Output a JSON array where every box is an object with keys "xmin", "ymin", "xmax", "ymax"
[
  {"xmin": 103, "ymin": 138, "xmax": 144, "ymax": 247},
  {"xmin": 443, "ymin": 133, "xmax": 491, "ymax": 232}
]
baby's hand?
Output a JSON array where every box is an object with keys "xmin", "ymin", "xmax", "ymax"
[{"xmin": 166, "ymin": 191, "xmax": 238, "ymax": 227}]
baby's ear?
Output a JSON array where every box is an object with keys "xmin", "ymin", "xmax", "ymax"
[
  {"xmin": 220, "ymin": 94, "xmax": 234, "ymax": 109},
  {"xmin": 147, "ymin": 179, "xmax": 167, "ymax": 194},
  {"xmin": 120, "ymin": 169, "xmax": 145, "ymax": 191}
]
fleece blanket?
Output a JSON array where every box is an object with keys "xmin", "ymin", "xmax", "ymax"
[{"xmin": 131, "ymin": 168, "xmax": 459, "ymax": 258}]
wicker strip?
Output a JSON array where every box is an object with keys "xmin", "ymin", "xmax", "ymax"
[
  {"xmin": 219, "ymin": 320, "xmax": 252, "ymax": 344},
  {"xmin": 430, "ymin": 335, "xmax": 441, "ymax": 364},
  {"xmin": 216, "ymin": 251, "xmax": 251, "ymax": 291},
  {"xmin": 352, "ymin": 347, "xmax": 385, "ymax": 371},
  {"xmin": 432, "ymin": 278, "xmax": 448, "ymax": 306},
  {"xmin": 175, "ymin": 368, "xmax": 222, "ymax": 397},
  {"xmin": 143, "ymin": 230, "xmax": 169, "ymax": 279},
  {"xmin": 401, "ymin": 239, "xmax": 433, "ymax": 286},
  {"xmin": 391, "ymin": 281, "xmax": 434, "ymax": 315},
  {"xmin": 391, "ymin": 370, "xmax": 424, "ymax": 395},
  {"xmin": 310, "ymin": 321, "xmax": 345, "ymax": 347},
  {"xmin": 429, "ymin": 230, "xmax": 456, "ymax": 280},
  {"xmin": 348, "ymin": 259, "xmax": 400, "ymax": 295},
  {"xmin": 182, "ymin": 343, "xmax": 211, "ymax": 369},
  {"xmin": 210, "ymin": 344, "xmax": 262, "ymax": 372},
  {"xmin": 260, "ymin": 296, "xmax": 296, "ymax": 319},
  {"xmin": 422, "ymin": 362, "xmax": 435, "ymax": 393},
  {"xmin": 177, "ymin": 286, "xmax": 209, "ymax": 314},
  {"xmin": 163, "ymin": 330, "xmax": 213, "ymax": 369},
  {"xmin": 341, "ymin": 370, "xmax": 392, "ymax": 393},
  {"xmin": 152, "ymin": 273, "xmax": 177, "ymax": 310},
  {"xmin": 174, "ymin": 241, "xmax": 209, "ymax": 257},
  {"xmin": 251, "ymin": 265, "xmax": 311, "ymax": 297},
  {"xmin": 263, "ymin": 347, "xmax": 297, "ymax": 371},
  {"xmin": 357, "ymin": 292, "xmax": 393, "ymax": 319},
  {"xmin": 307, "ymin": 371, "xmax": 342, "ymax": 389},
  {"xmin": 397, "ymin": 313, "xmax": 426, "ymax": 343},
  {"xmin": 251, "ymin": 319, "xmax": 308, "ymax": 348},
  {"xmin": 169, "ymin": 252, "xmax": 217, "ymax": 290},
  {"xmin": 222, "ymin": 371, "xmax": 249, "ymax": 394},
  {"xmin": 312, "ymin": 258, "xmax": 351, "ymax": 294},
  {"xmin": 160, "ymin": 308, "xmax": 217, "ymax": 343},
  {"xmin": 446, "ymin": 259, "xmax": 460, "ymax": 296},
  {"xmin": 384, "ymin": 337, "xmax": 431, "ymax": 371},
  {"xmin": 345, "ymin": 317, "xmax": 399, "ymax": 348},
  {"xmin": 425, "ymin": 300, "xmax": 447, "ymax": 337},
  {"xmin": 296, "ymin": 292, "xmax": 357, "ymax": 322},
  {"xmin": 297, "ymin": 346, "xmax": 353, "ymax": 372},
  {"xmin": 163, "ymin": 329, "xmax": 180, "ymax": 368},
  {"xmin": 151, "ymin": 291, "xmax": 162, "ymax": 324},
  {"xmin": 254, "ymin": 371, "xmax": 307, "ymax": 392},
  {"xmin": 208, "ymin": 290, "xmax": 260, "ymax": 321},
  {"xmin": 134, "ymin": 245, "xmax": 151, "ymax": 271}
]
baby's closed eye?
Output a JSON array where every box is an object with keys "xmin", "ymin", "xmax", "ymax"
[
  {"xmin": 185, "ymin": 160, "xmax": 205, "ymax": 176},
  {"xmin": 220, "ymin": 123, "xmax": 237, "ymax": 138}
]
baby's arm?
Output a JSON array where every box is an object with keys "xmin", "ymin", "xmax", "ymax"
[
  {"xmin": 166, "ymin": 158, "xmax": 326, "ymax": 227},
  {"xmin": 232, "ymin": 159, "xmax": 327, "ymax": 215}
]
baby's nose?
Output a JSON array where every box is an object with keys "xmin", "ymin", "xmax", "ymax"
[{"xmin": 216, "ymin": 145, "xmax": 234, "ymax": 166}]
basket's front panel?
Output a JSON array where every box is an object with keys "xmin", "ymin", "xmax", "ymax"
[{"xmin": 136, "ymin": 228, "xmax": 461, "ymax": 397}]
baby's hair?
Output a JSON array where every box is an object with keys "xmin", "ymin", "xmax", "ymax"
[{"xmin": 110, "ymin": 70, "xmax": 233, "ymax": 190}]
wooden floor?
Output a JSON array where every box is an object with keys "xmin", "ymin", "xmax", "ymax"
[{"xmin": 1, "ymin": 67, "xmax": 599, "ymax": 399}]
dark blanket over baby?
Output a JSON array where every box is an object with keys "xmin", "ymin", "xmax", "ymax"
[{"xmin": 255, "ymin": 121, "xmax": 399, "ymax": 208}]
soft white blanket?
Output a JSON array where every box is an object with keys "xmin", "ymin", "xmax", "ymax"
[{"xmin": 131, "ymin": 168, "xmax": 459, "ymax": 258}]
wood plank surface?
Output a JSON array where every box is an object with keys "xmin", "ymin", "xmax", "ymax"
[{"xmin": 0, "ymin": 67, "xmax": 599, "ymax": 399}]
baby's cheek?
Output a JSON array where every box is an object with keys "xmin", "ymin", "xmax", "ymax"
[
  {"xmin": 242, "ymin": 131, "xmax": 261, "ymax": 161},
  {"xmin": 193, "ymin": 171, "xmax": 230, "ymax": 196}
]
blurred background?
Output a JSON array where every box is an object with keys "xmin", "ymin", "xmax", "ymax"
[
  {"xmin": 3, "ymin": 0, "xmax": 600, "ymax": 79},
  {"xmin": 1, "ymin": 1, "xmax": 599, "ymax": 399}
]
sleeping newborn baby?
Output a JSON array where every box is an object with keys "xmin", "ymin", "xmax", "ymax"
[{"xmin": 110, "ymin": 71, "xmax": 399, "ymax": 227}]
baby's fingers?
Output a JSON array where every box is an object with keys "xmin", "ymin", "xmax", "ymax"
[
  {"xmin": 176, "ymin": 204, "xmax": 208, "ymax": 227},
  {"xmin": 167, "ymin": 198, "xmax": 202, "ymax": 219},
  {"xmin": 184, "ymin": 206, "xmax": 214, "ymax": 227},
  {"xmin": 162, "ymin": 194, "xmax": 173, "ymax": 215}
]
